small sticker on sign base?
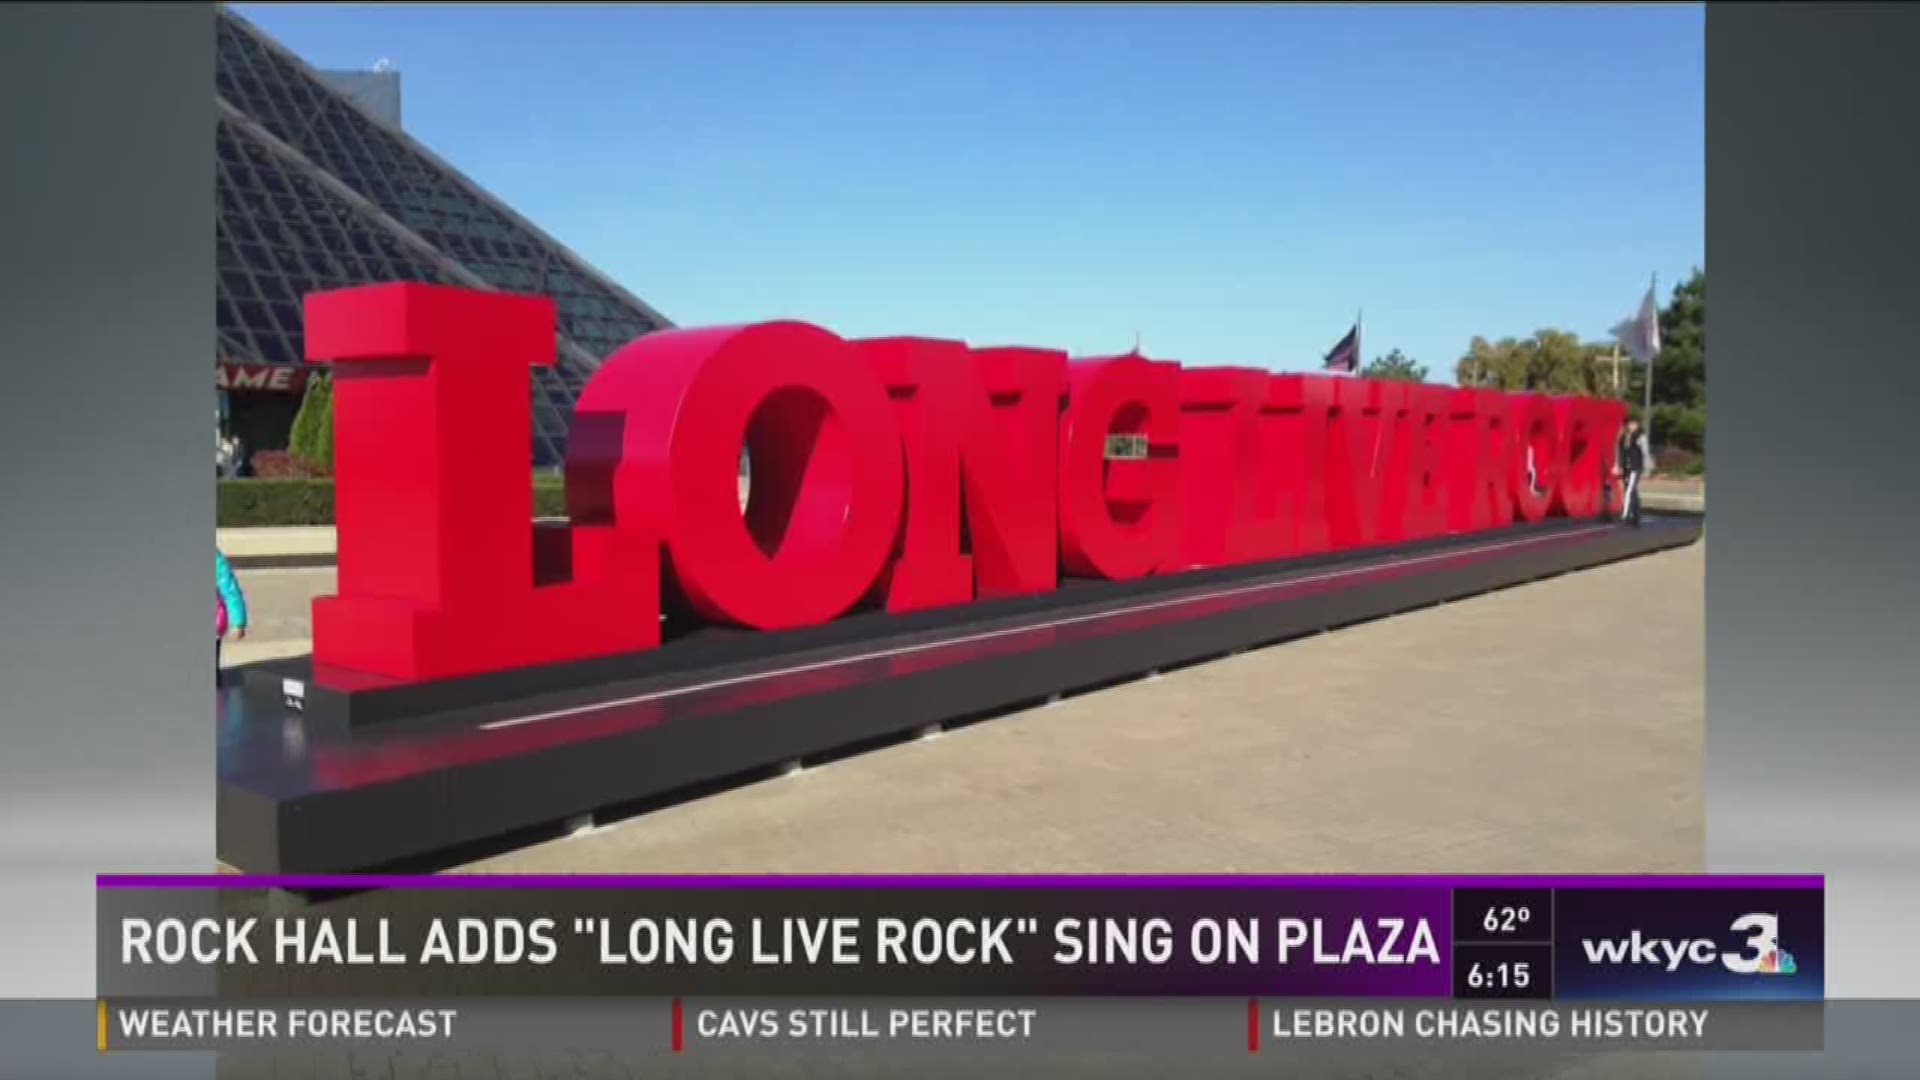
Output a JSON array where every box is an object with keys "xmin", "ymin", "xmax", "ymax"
[
  {"xmin": 1103, "ymin": 434, "xmax": 1149, "ymax": 461},
  {"xmin": 282, "ymin": 678, "xmax": 306, "ymax": 712}
]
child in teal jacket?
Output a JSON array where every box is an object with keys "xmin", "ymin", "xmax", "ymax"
[{"xmin": 217, "ymin": 550, "xmax": 248, "ymax": 682}]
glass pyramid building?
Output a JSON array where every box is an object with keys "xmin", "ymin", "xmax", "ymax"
[{"xmin": 215, "ymin": 8, "xmax": 671, "ymax": 467}]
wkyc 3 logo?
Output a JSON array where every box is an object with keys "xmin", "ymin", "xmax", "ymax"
[{"xmin": 1580, "ymin": 913, "xmax": 1798, "ymax": 975}]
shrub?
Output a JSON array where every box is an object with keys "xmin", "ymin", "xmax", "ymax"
[
  {"xmin": 218, "ymin": 479, "xmax": 335, "ymax": 527},
  {"xmin": 249, "ymin": 450, "xmax": 327, "ymax": 480},
  {"xmin": 218, "ymin": 474, "xmax": 573, "ymax": 527},
  {"xmin": 1651, "ymin": 403, "xmax": 1706, "ymax": 454},
  {"xmin": 533, "ymin": 475, "xmax": 567, "ymax": 519},
  {"xmin": 1653, "ymin": 447, "xmax": 1705, "ymax": 478},
  {"xmin": 286, "ymin": 375, "xmax": 334, "ymax": 476}
]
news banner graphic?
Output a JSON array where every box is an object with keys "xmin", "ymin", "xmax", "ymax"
[
  {"xmin": 96, "ymin": 874, "xmax": 1822, "ymax": 1057},
  {"xmin": 217, "ymin": 283, "xmax": 1702, "ymax": 875}
]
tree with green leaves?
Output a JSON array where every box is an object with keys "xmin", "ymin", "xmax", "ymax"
[
  {"xmin": 287, "ymin": 373, "xmax": 334, "ymax": 476},
  {"xmin": 1361, "ymin": 349, "xmax": 1429, "ymax": 383},
  {"xmin": 1450, "ymin": 267, "xmax": 1705, "ymax": 463},
  {"xmin": 1454, "ymin": 329, "xmax": 1619, "ymax": 396},
  {"xmin": 1646, "ymin": 268, "xmax": 1705, "ymax": 454}
]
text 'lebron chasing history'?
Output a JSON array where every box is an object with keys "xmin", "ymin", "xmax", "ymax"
[{"xmin": 305, "ymin": 282, "xmax": 1629, "ymax": 685}]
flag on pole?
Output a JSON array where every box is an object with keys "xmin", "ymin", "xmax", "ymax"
[
  {"xmin": 1322, "ymin": 324, "xmax": 1360, "ymax": 373},
  {"xmin": 1610, "ymin": 283, "xmax": 1662, "ymax": 365}
]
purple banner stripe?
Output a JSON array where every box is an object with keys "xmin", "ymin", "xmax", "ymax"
[{"xmin": 99, "ymin": 873, "xmax": 1824, "ymax": 890}]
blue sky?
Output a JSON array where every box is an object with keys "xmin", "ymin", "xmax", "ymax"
[{"xmin": 236, "ymin": 3, "xmax": 1703, "ymax": 379}]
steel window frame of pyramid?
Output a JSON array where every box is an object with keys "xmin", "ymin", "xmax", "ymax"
[{"xmin": 214, "ymin": 6, "xmax": 672, "ymax": 467}]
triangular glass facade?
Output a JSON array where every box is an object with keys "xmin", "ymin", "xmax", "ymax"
[{"xmin": 214, "ymin": 8, "xmax": 671, "ymax": 467}]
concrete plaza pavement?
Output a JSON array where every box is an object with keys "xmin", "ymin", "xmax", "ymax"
[
  {"xmin": 216, "ymin": 545, "xmax": 1705, "ymax": 1080},
  {"xmin": 228, "ymin": 539, "xmax": 1704, "ymax": 877}
]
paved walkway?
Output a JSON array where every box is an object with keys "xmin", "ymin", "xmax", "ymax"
[
  {"xmin": 219, "ymin": 544, "xmax": 1704, "ymax": 1080},
  {"xmin": 230, "ymin": 540, "xmax": 1704, "ymax": 877}
]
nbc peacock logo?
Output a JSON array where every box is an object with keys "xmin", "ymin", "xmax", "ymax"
[{"xmin": 1757, "ymin": 943, "xmax": 1798, "ymax": 975}]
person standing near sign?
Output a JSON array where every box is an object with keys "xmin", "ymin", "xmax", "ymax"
[
  {"xmin": 216, "ymin": 549, "xmax": 248, "ymax": 685},
  {"xmin": 1614, "ymin": 418, "xmax": 1650, "ymax": 527}
]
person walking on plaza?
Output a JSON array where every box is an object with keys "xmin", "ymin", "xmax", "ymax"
[
  {"xmin": 216, "ymin": 548, "xmax": 248, "ymax": 685},
  {"xmin": 1614, "ymin": 418, "xmax": 1650, "ymax": 527}
]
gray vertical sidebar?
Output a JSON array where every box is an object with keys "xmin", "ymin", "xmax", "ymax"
[
  {"xmin": 1705, "ymin": 0, "xmax": 1920, "ymax": 999},
  {"xmin": 1706, "ymin": 4, "xmax": 1920, "ymax": 1079},
  {"xmin": 0, "ymin": 3, "xmax": 216, "ymax": 1079}
]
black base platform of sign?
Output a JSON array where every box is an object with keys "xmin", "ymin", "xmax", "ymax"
[{"xmin": 217, "ymin": 514, "xmax": 1702, "ymax": 874}]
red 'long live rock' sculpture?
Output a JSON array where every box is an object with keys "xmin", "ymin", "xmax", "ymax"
[{"xmin": 304, "ymin": 282, "xmax": 1623, "ymax": 685}]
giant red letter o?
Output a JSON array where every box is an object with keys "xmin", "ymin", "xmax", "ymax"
[{"xmin": 578, "ymin": 321, "xmax": 903, "ymax": 630}]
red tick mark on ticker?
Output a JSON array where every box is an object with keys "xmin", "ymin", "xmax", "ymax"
[
  {"xmin": 672, "ymin": 997, "xmax": 684, "ymax": 1053},
  {"xmin": 1248, "ymin": 998, "xmax": 1260, "ymax": 1053}
]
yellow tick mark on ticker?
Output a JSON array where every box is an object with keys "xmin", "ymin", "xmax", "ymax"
[{"xmin": 97, "ymin": 1000, "xmax": 107, "ymax": 1052}]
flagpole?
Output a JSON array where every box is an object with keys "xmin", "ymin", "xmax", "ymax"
[
  {"xmin": 1358, "ymin": 310, "xmax": 1386, "ymax": 477},
  {"xmin": 1642, "ymin": 273, "xmax": 1657, "ymax": 420}
]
